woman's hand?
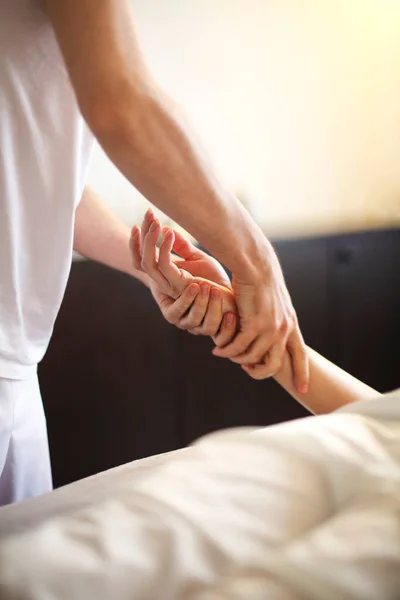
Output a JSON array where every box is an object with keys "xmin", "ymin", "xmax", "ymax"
[{"xmin": 130, "ymin": 209, "xmax": 237, "ymax": 340}]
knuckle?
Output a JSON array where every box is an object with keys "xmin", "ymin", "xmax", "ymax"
[
  {"xmin": 263, "ymin": 316, "xmax": 280, "ymax": 334},
  {"xmin": 209, "ymin": 322, "xmax": 220, "ymax": 336},
  {"xmin": 279, "ymin": 317, "xmax": 290, "ymax": 334},
  {"xmin": 267, "ymin": 358, "xmax": 282, "ymax": 375},
  {"xmin": 201, "ymin": 327, "xmax": 214, "ymax": 336},
  {"xmin": 214, "ymin": 333, "xmax": 226, "ymax": 347},
  {"xmin": 164, "ymin": 309, "xmax": 179, "ymax": 326},
  {"xmin": 166, "ymin": 313, "xmax": 177, "ymax": 325},
  {"xmin": 187, "ymin": 315, "xmax": 202, "ymax": 329},
  {"xmin": 290, "ymin": 309, "xmax": 298, "ymax": 324},
  {"xmin": 256, "ymin": 366, "xmax": 272, "ymax": 380},
  {"xmin": 140, "ymin": 258, "xmax": 149, "ymax": 271},
  {"xmin": 252, "ymin": 371, "xmax": 265, "ymax": 381},
  {"xmin": 247, "ymin": 349, "xmax": 263, "ymax": 363},
  {"xmin": 246, "ymin": 368, "xmax": 263, "ymax": 381}
]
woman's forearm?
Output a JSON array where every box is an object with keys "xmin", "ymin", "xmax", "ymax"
[
  {"xmin": 74, "ymin": 187, "xmax": 149, "ymax": 286},
  {"xmin": 274, "ymin": 346, "xmax": 381, "ymax": 414}
]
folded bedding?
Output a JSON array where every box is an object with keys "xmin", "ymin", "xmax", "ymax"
[{"xmin": 0, "ymin": 391, "xmax": 399, "ymax": 600}]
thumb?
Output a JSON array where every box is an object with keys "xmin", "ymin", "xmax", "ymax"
[{"xmin": 171, "ymin": 229, "xmax": 201, "ymax": 261}]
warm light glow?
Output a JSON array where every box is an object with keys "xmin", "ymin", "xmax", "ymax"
[{"xmin": 87, "ymin": 0, "xmax": 400, "ymax": 237}]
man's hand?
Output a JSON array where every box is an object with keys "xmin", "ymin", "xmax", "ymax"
[
  {"xmin": 213, "ymin": 261, "xmax": 309, "ymax": 392},
  {"xmin": 130, "ymin": 209, "xmax": 237, "ymax": 341}
]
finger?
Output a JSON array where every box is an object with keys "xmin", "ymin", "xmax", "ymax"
[
  {"xmin": 212, "ymin": 330, "xmax": 259, "ymax": 360},
  {"xmin": 158, "ymin": 228, "xmax": 185, "ymax": 286},
  {"xmin": 227, "ymin": 333, "xmax": 277, "ymax": 365},
  {"xmin": 231, "ymin": 314, "xmax": 289, "ymax": 366},
  {"xmin": 141, "ymin": 207, "xmax": 154, "ymax": 236},
  {"xmin": 158, "ymin": 228, "xmax": 175, "ymax": 273},
  {"xmin": 164, "ymin": 284, "xmax": 200, "ymax": 325},
  {"xmin": 141, "ymin": 220, "xmax": 169, "ymax": 289},
  {"xmin": 194, "ymin": 286, "xmax": 223, "ymax": 336},
  {"xmin": 287, "ymin": 327, "xmax": 309, "ymax": 394},
  {"xmin": 241, "ymin": 363, "xmax": 272, "ymax": 381},
  {"xmin": 130, "ymin": 225, "xmax": 142, "ymax": 271},
  {"xmin": 179, "ymin": 283, "xmax": 210, "ymax": 329},
  {"xmin": 212, "ymin": 312, "xmax": 237, "ymax": 347},
  {"xmin": 157, "ymin": 227, "xmax": 190, "ymax": 297},
  {"xmin": 261, "ymin": 323, "xmax": 291, "ymax": 376},
  {"xmin": 241, "ymin": 339, "xmax": 286, "ymax": 381},
  {"xmin": 172, "ymin": 229, "xmax": 201, "ymax": 261},
  {"xmin": 141, "ymin": 208, "xmax": 156, "ymax": 258}
]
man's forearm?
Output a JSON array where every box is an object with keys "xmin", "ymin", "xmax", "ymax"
[
  {"xmin": 74, "ymin": 186, "xmax": 149, "ymax": 286},
  {"xmin": 274, "ymin": 347, "xmax": 381, "ymax": 415},
  {"xmin": 87, "ymin": 86, "xmax": 272, "ymax": 280},
  {"xmin": 45, "ymin": 0, "xmax": 274, "ymax": 278}
]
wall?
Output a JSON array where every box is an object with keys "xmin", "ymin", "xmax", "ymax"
[{"xmin": 86, "ymin": 0, "xmax": 400, "ymax": 237}]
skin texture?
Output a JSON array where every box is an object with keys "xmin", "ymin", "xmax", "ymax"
[{"xmin": 44, "ymin": 0, "xmax": 308, "ymax": 392}]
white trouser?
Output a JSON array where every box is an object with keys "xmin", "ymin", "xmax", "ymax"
[{"xmin": 0, "ymin": 373, "xmax": 52, "ymax": 506}]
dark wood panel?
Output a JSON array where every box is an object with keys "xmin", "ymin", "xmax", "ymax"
[
  {"xmin": 176, "ymin": 330, "xmax": 309, "ymax": 447},
  {"xmin": 274, "ymin": 237, "xmax": 330, "ymax": 357},
  {"xmin": 328, "ymin": 229, "xmax": 400, "ymax": 392},
  {"xmin": 39, "ymin": 262, "xmax": 182, "ymax": 487}
]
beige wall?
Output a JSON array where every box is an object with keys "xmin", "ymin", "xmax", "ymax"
[{"xmin": 86, "ymin": 0, "xmax": 400, "ymax": 237}]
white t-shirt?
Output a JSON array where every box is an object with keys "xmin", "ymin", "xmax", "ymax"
[{"xmin": 0, "ymin": 0, "xmax": 94, "ymax": 379}]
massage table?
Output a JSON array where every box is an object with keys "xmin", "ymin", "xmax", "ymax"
[{"xmin": 0, "ymin": 391, "xmax": 399, "ymax": 599}]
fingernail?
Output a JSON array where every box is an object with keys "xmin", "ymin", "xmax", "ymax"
[
  {"xmin": 299, "ymin": 384, "xmax": 308, "ymax": 394},
  {"xmin": 211, "ymin": 288, "xmax": 220, "ymax": 301},
  {"xmin": 201, "ymin": 284, "xmax": 209, "ymax": 296},
  {"xmin": 150, "ymin": 220, "xmax": 159, "ymax": 233},
  {"xmin": 189, "ymin": 284, "xmax": 198, "ymax": 296}
]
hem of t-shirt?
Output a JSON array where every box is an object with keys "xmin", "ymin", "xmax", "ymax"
[{"xmin": 0, "ymin": 360, "xmax": 38, "ymax": 381}]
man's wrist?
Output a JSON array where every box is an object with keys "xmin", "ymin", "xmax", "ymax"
[
  {"xmin": 214, "ymin": 203, "xmax": 276, "ymax": 282},
  {"xmin": 232, "ymin": 233, "xmax": 275, "ymax": 283}
]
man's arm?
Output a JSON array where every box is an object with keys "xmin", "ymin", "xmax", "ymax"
[
  {"xmin": 45, "ymin": 0, "xmax": 266, "ymax": 278},
  {"xmin": 44, "ymin": 0, "xmax": 308, "ymax": 390},
  {"xmin": 270, "ymin": 348, "xmax": 381, "ymax": 415}
]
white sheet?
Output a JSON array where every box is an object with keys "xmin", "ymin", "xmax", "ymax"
[
  {"xmin": 0, "ymin": 390, "xmax": 399, "ymax": 600},
  {"xmin": 0, "ymin": 449, "xmax": 186, "ymax": 540}
]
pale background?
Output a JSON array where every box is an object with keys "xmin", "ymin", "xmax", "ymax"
[{"xmin": 86, "ymin": 0, "xmax": 400, "ymax": 238}]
